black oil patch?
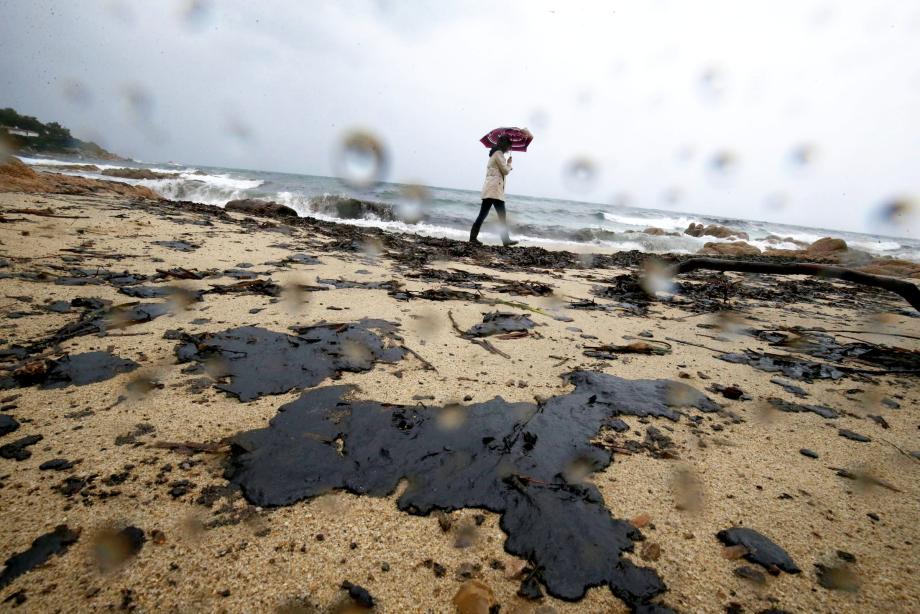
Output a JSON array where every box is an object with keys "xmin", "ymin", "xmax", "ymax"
[
  {"xmin": 173, "ymin": 319, "xmax": 407, "ymax": 402},
  {"xmin": 226, "ymin": 371, "xmax": 719, "ymax": 606},
  {"xmin": 118, "ymin": 285, "xmax": 179, "ymax": 299},
  {"xmin": 716, "ymin": 528, "xmax": 800, "ymax": 574},
  {"xmin": 750, "ymin": 329, "xmax": 920, "ymax": 372},
  {"xmin": 766, "ymin": 397, "xmax": 838, "ymax": 419},
  {"xmin": 53, "ymin": 303, "xmax": 171, "ymax": 344},
  {"xmin": 152, "ymin": 240, "xmax": 199, "ymax": 252},
  {"xmin": 316, "ymin": 277, "xmax": 402, "ymax": 291},
  {"xmin": 465, "ymin": 312, "xmax": 536, "ymax": 337},
  {"xmin": 0, "ymin": 415, "xmax": 19, "ymax": 437},
  {"xmin": 40, "ymin": 352, "xmax": 139, "ymax": 388},
  {"xmin": 0, "ymin": 435, "xmax": 43, "ymax": 460},
  {"xmin": 719, "ymin": 351, "xmax": 846, "ymax": 381},
  {"xmin": 0, "ymin": 525, "xmax": 81, "ymax": 590}
]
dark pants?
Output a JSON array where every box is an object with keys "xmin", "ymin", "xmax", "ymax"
[{"xmin": 469, "ymin": 198, "xmax": 511, "ymax": 243}]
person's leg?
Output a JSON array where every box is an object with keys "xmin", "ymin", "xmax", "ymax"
[
  {"xmin": 469, "ymin": 199, "xmax": 493, "ymax": 242},
  {"xmin": 493, "ymin": 200, "xmax": 514, "ymax": 245}
]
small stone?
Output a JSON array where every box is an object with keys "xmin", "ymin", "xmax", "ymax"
[
  {"xmin": 799, "ymin": 448, "xmax": 819, "ymax": 459},
  {"xmin": 340, "ymin": 581, "xmax": 375, "ymax": 608},
  {"xmin": 838, "ymin": 429, "xmax": 871, "ymax": 443},
  {"xmin": 452, "ymin": 580, "xmax": 496, "ymax": 614},
  {"xmin": 39, "ymin": 458, "xmax": 74, "ymax": 471},
  {"xmin": 640, "ymin": 542, "xmax": 661, "ymax": 562},
  {"xmin": 0, "ymin": 414, "xmax": 20, "ymax": 437},
  {"xmin": 630, "ymin": 513, "xmax": 652, "ymax": 528}
]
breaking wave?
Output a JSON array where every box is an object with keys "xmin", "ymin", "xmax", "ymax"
[{"xmin": 15, "ymin": 154, "xmax": 920, "ymax": 260}]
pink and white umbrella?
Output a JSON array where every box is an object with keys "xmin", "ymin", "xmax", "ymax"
[{"xmin": 480, "ymin": 127, "xmax": 534, "ymax": 152}]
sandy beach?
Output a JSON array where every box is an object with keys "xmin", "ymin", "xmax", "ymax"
[{"xmin": 0, "ymin": 164, "xmax": 917, "ymax": 613}]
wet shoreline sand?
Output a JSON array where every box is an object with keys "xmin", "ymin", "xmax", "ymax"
[{"xmin": 0, "ymin": 176, "xmax": 918, "ymax": 612}]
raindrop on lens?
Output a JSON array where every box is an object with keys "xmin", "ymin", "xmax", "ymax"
[
  {"xmin": 61, "ymin": 80, "xmax": 92, "ymax": 107},
  {"xmin": 121, "ymin": 84, "xmax": 154, "ymax": 122},
  {"xmin": 698, "ymin": 66, "xmax": 727, "ymax": 102},
  {"xmin": 789, "ymin": 143, "xmax": 817, "ymax": 168},
  {"xmin": 763, "ymin": 192, "xmax": 788, "ymax": 212},
  {"xmin": 398, "ymin": 184, "xmax": 430, "ymax": 224},
  {"xmin": 529, "ymin": 109, "xmax": 549, "ymax": 129},
  {"xmin": 335, "ymin": 130, "xmax": 387, "ymax": 189},
  {"xmin": 179, "ymin": 0, "xmax": 211, "ymax": 29},
  {"xmin": 869, "ymin": 196, "xmax": 918, "ymax": 235},
  {"xmin": 710, "ymin": 150, "xmax": 737, "ymax": 175},
  {"xmin": 639, "ymin": 259, "xmax": 675, "ymax": 297},
  {"xmin": 564, "ymin": 157, "xmax": 597, "ymax": 193},
  {"xmin": 661, "ymin": 186, "xmax": 684, "ymax": 206}
]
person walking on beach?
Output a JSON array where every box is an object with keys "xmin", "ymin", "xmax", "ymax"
[{"xmin": 470, "ymin": 135, "xmax": 518, "ymax": 246}]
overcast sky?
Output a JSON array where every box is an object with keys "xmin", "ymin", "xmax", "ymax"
[{"xmin": 1, "ymin": 0, "xmax": 919, "ymax": 234}]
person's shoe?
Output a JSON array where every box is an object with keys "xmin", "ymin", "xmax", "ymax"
[
  {"xmin": 469, "ymin": 238, "xmax": 482, "ymax": 245},
  {"xmin": 503, "ymin": 240, "xmax": 519, "ymax": 247}
]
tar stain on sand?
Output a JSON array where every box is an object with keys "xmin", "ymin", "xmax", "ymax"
[
  {"xmin": 0, "ymin": 525, "xmax": 80, "ymax": 590},
  {"xmin": 465, "ymin": 312, "xmax": 536, "ymax": 337},
  {"xmin": 716, "ymin": 528, "xmax": 801, "ymax": 575},
  {"xmin": 226, "ymin": 371, "xmax": 720, "ymax": 609},
  {"xmin": 171, "ymin": 319, "xmax": 407, "ymax": 402},
  {"xmin": 41, "ymin": 352, "xmax": 139, "ymax": 388}
]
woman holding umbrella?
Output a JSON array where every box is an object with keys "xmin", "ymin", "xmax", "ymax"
[{"xmin": 470, "ymin": 127, "xmax": 532, "ymax": 246}]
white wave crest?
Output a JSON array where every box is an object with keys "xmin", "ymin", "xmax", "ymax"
[{"xmin": 600, "ymin": 212, "xmax": 697, "ymax": 231}]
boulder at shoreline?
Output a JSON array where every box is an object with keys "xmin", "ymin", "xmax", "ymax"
[{"xmin": 225, "ymin": 198, "xmax": 299, "ymax": 218}]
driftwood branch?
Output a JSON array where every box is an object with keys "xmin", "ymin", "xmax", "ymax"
[{"xmin": 670, "ymin": 258, "xmax": 920, "ymax": 313}]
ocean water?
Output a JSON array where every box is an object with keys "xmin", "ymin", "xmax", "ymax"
[{"xmin": 17, "ymin": 154, "xmax": 920, "ymax": 261}]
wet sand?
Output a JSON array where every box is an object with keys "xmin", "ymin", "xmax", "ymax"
[{"xmin": 0, "ymin": 187, "xmax": 918, "ymax": 613}]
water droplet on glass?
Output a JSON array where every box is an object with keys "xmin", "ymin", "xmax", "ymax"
[
  {"xmin": 529, "ymin": 109, "xmax": 549, "ymax": 130},
  {"xmin": 675, "ymin": 146, "xmax": 694, "ymax": 164},
  {"xmin": 639, "ymin": 259, "xmax": 675, "ymax": 297},
  {"xmin": 397, "ymin": 184, "xmax": 430, "ymax": 224},
  {"xmin": 563, "ymin": 456, "xmax": 596, "ymax": 483},
  {"xmin": 789, "ymin": 143, "xmax": 817, "ymax": 167},
  {"xmin": 106, "ymin": 0, "xmax": 134, "ymax": 24},
  {"xmin": 225, "ymin": 115, "xmax": 252, "ymax": 142},
  {"xmin": 710, "ymin": 151, "xmax": 737, "ymax": 175},
  {"xmin": 564, "ymin": 157, "xmax": 597, "ymax": 193},
  {"xmin": 335, "ymin": 130, "xmax": 388, "ymax": 189},
  {"xmin": 179, "ymin": 0, "xmax": 210, "ymax": 30},
  {"xmin": 436, "ymin": 404, "xmax": 468, "ymax": 431},
  {"xmin": 869, "ymin": 196, "xmax": 918, "ymax": 236},
  {"xmin": 698, "ymin": 66, "xmax": 727, "ymax": 102},
  {"xmin": 577, "ymin": 252, "xmax": 596, "ymax": 268},
  {"xmin": 360, "ymin": 237, "xmax": 384, "ymax": 261},
  {"xmin": 661, "ymin": 186, "xmax": 684, "ymax": 206},
  {"xmin": 763, "ymin": 192, "xmax": 788, "ymax": 211},
  {"xmin": 121, "ymin": 84, "xmax": 153, "ymax": 122},
  {"xmin": 61, "ymin": 80, "xmax": 92, "ymax": 107}
]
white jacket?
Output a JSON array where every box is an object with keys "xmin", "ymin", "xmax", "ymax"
[{"xmin": 481, "ymin": 151, "xmax": 512, "ymax": 200}]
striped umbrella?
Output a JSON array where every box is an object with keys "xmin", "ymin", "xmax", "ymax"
[{"xmin": 480, "ymin": 127, "xmax": 534, "ymax": 152}]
